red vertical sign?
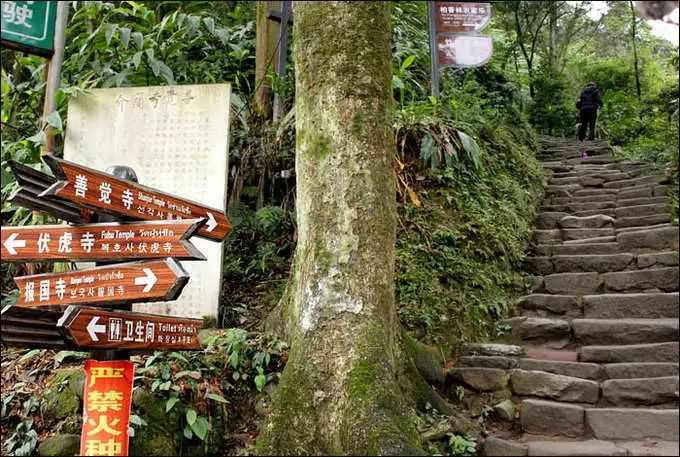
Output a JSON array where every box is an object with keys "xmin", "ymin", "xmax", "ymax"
[{"xmin": 80, "ymin": 360, "xmax": 134, "ymax": 456}]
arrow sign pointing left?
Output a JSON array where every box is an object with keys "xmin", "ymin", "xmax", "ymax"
[
  {"xmin": 3, "ymin": 233, "xmax": 26, "ymax": 255},
  {"xmin": 86, "ymin": 316, "xmax": 106, "ymax": 341},
  {"xmin": 13, "ymin": 258, "xmax": 189, "ymax": 308},
  {"xmin": 57, "ymin": 306, "xmax": 203, "ymax": 350}
]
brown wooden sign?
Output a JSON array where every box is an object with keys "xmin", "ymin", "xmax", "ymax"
[
  {"xmin": 435, "ymin": 2, "xmax": 491, "ymax": 33},
  {"xmin": 40, "ymin": 156, "xmax": 231, "ymax": 242},
  {"xmin": 0, "ymin": 305, "xmax": 74, "ymax": 350},
  {"xmin": 1, "ymin": 219, "xmax": 206, "ymax": 262},
  {"xmin": 437, "ymin": 34, "xmax": 493, "ymax": 68},
  {"xmin": 57, "ymin": 306, "xmax": 202, "ymax": 350},
  {"xmin": 14, "ymin": 258, "xmax": 189, "ymax": 308}
]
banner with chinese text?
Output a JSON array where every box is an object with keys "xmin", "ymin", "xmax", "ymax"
[{"xmin": 80, "ymin": 360, "xmax": 134, "ymax": 456}]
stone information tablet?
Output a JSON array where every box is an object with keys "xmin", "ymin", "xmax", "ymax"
[{"xmin": 62, "ymin": 84, "xmax": 231, "ymax": 319}]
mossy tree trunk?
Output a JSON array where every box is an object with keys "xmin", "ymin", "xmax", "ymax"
[{"xmin": 258, "ymin": 2, "xmax": 424, "ymax": 455}]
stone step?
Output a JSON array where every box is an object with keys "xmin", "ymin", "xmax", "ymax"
[
  {"xmin": 617, "ymin": 196, "xmax": 670, "ymax": 207},
  {"xmin": 561, "ymin": 228, "xmax": 615, "ymax": 241},
  {"xmin": 616, "ymin": 222, "xmax": 673, "ymax": 233},
  {"xmin": 505, "ymin": 317, "xmax": 571, "ymax": 349},
  {"xmin": 567, "ymin": 156, "xmax": 615, "ymax": 164},
  {"xmin": 572, "ymin": 208, "xmax": 616, "ymax": 217},
  {"xmin": 533, "ymin": 243, "xmax": 620, "ymax": 256},
  {"xmin": 637, "ymin": 251, "xmax": 679, "ymax": 268},
  {"xmin": 551, "ymin": 170, "xmax": 626, "ymax": 179},
  {"xmin": 572, "ymin": 318, "xmax": 679, "ymax": 345},
  {"xmin": 601, "ymin": 376, "xmax": 679, "ymax": 407},
  {"xmin": 616, "ymin": 226, "xmax": 678, "ymax": 251},
  {"xmin": 520, "ymin": 399, "xmax": 585, "ymax": 437},
  {"xmin": 615, "ymin": 203, "xmax": 669, "ymax": 219},
  {"xmin": 586, "ymin": 408, "xmax": 679, "ymax": 441},
  {"xmin": 603, "ymin": 362, "xmax": 679, "ymax": 379},
  {"xmin": 448, "ymin": 367, "xmax": 509, "ymax": 392},
  {"xmin": 602, "ymin": 267, "xmax": 679, "ymax": 292},
  {"xmin": 458, "ymin": 355, "xmax": 518, "ymax": 370},
  {"xmin": 535, "ymin": 211, "xmax": 570, "ymax": 229},
  {"xmin": 603, "ymin": 175, "xmax": 663, "ymax": 189},
  {"xmin": 573, "ymin": 188, "xmax": 620, "ymax": 197},
  {"xmin": 482, "ymin": 437, "xmax": 679, "ymax": 456},
  {"xmin": 461, "ymin": 343, "xmax": 524, "ymax": 357},
  {"xmin": 552, "ymin": 253, "xmax": 634, "ymax": 273},
  {"xmin": 614, "ymin": 213, "xmax": 671, "ymax": 228},
  {"xmin": 558, "ymin": 215, "xmax": 614, "ymax": 229},
  {"xmin": 533, "ymin": 229, "xmax": 561, "ymax": 244},
  {"xmin": 619, "ymin": 184, "xmax": 668, "ymax": 199},
  {"xmin": 562, "ymin": 235, "xmax": 616, "ymax": 244},
  {"xmin": 519, "ymin": 294, "xmax": 582, "ymax": 318},
  {"xmin": 518, "ymin": 359, "xmax": 601, "ymax": 380},
  {"xmin": 580, "ymin": 342, "xmax": 679, "ymax": 363},
  {"xmin": 583, "ymin": 293, "xmax": 679, "ymax": 319},
  {"xmin": 510, "ymin": 369, "xmax": 599, "ymax": 403},
  {"xmin": 543, "ymin": 272, "xmax": 600, "ymax": 295}
]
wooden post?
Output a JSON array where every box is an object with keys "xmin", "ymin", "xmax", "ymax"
[
  {"xmin": 41, "ymin": 1, "xmax": 69, "ymax": 155},
  {"xmin": 255, "ymin": 1, "xmax": 280, "ymax": 117}
]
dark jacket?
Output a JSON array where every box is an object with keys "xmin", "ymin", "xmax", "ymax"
[{"xmin": 577, "ymin": 86, "xmax": 603, "ymax": 110}]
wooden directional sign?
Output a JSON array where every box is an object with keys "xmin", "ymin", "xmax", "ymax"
[
  {"xmin": 434, "ymin": 2, "xmax": 491, "ymax": 33},
  {"xmin": 1, "ymin": 219, "xmax": 206, "ymax": 262},
  {"xmin": 40, "ymin": 156, "xmax": 231, "ymax": 242},
  {"xmin": 14, "ymin": 258, "xmax": 189, "ymax": 308},
  {"xmin": 58, "ymin": 306, "xmax": 203, "ymax": 351}
]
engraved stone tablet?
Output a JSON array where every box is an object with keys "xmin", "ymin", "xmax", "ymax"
[{"xmin": 63, "ymin": 84, "xmax": 230, "ymax": 319}]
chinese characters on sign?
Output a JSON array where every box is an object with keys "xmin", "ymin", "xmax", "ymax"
[
  {"xmin": 42, "ymin": 156, "xmax": 231, "ymax": 242},
  {"xmin": 1, "ymin": 1, "xmax": 56, "ymax": 56},
  {"xmin": 14, "ymin": 258, "xmax": 189, "ymax": 308},
  {"xmin": 1, "ymin": 219, "xmax": 206, "ymax": 262},
  {"xmin": 80, "ymin": 360, "xmax": 134, "ymax": 456},
  {"xmin": 435, "ymin": 2, "xmax": 491, "ymax": 33},
  {"xmin": 59, "ymin": 306, "xmax": 203, "ymax": 351}
]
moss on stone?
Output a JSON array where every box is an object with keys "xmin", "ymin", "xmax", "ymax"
[
  {"xmin": 129, "ymin": 389, "xmax": 182, "ymax": 456},
  {"xmin": 42, "ymin": 369, "xmax": 84, "ymax": 423}
]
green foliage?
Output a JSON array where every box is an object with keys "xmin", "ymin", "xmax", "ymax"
[
  {"xmin": 3, "ymin": 419, "xmax": 38, "ymax": 457},
  {"xmin": 448, "ymin": 434, "xmax": 477, "ymax": 456},
  {"xmin": 530, "ymin": 68, "xmax": 574, "ymax": 137},
  {"xmin": 134, "ymin": 329, "xmax": 286, "ymax": 446}
]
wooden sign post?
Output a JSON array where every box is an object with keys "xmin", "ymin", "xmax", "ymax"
[
  {"xmin": 41, "ymin": 156, "xmax": 232, "ymax": 241},
  {"xmin": 13, "ymin": 258, "xmax": 189, "ymax": 308},
  {"xmin": 58, "ymin": 306, "xmax": 203, "ymax": 351},
  {"xmin": 1, "ymin": 219, "xmax": 206, "ymax": 262}
]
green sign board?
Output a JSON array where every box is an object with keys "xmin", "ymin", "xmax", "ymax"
[{"xmin": 1, "ymin": 1, "xmax": 57, "ymax": 56}]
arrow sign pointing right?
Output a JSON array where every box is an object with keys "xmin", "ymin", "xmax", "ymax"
[
  {"xmin": 14, "ymin": 258, "xmax": 189, "ymax": 308},
  {"xmin": 134, "ymin": 268, "xmax": 157, "ymax": 292},
  {"xmin": 86, "ymin": 316, "xmax": 106, "ymax": 341},
  {"xmin": 3, "ymin": 233, "xmax": 26, "ymax": 255},
  {"xmin": 40, "ymin": 156, "xmax": 231, "ymax": 241}
]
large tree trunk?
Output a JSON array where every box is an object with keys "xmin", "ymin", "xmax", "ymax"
[
  {"xmin": 258, "ymin": 2, "xmax": 424, "ymax": 455},
  {"xmin": 629, "ymin": 0, "xmax": 642, "ymax": 102}
]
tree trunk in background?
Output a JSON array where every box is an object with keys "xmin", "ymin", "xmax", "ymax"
[
  {"xmin": 255, "ymin": 1, "xmax": 280, "ymax": 116},
  {"xmin": 629, "ymin": 1, "xmax": 642, "ymax": 102},
  {"xmin": 258, "ymin": 2, "xmax": 423, "ymax": 455}
]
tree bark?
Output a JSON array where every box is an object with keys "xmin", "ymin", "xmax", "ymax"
[
  {"xmin": 255, "ymin": 1, "xmax": 280, "ymax": 116},
  {"xmin": 258, "ymin": 2, "xmax": 424, "ymax": 455},
  {"xmin": 629, "ymin": 0, "xmax": 642, "ymax": 101}
]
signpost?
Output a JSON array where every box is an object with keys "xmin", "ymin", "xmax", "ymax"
[
  {"xmin": 1, "ymin": 0, "xmax": 57, "ymax": 56},
  {"xmin": 58, "ymin": 306, "xmax": 203, "ymax": 351},
  {"xmin": 1, "ymin": 219, "xmax": 206, "ymax": 262},
  {"xmin": 13, "ymin": 258, "xmax": 189, "ymax": 308},
  {"xmin": 428, "ymin": 1, "xmax": 492, "ymax": 97},
  {"xmin": 41, "ymin": 156, "xmax": 232, "ymax": 242}
]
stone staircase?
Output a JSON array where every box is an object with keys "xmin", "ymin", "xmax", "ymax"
[{"xmin": 450, "ymin": 137, "xmax": 679, "ymax": 456}]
